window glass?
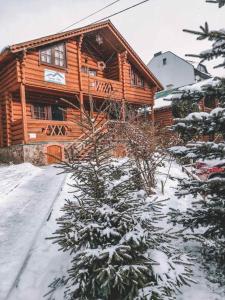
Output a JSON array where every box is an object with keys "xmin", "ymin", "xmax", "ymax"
[
  {"xmin": 81, "ymin": 66, "xmax": 97, "ymax": 76},
  {"xmin": 33, "ymin": 105, "xmax": 48, "ymax": 120},
  {"xmin": 52, "ymin": 105, "xmax": 65, "ymax": 121},
  {"xmin": 131, "ymin": 67, "xmax": 144, "ymax": 87},
  {"xmin": 40, "ymin": 43, "xmax": 65, "ymax": 67}
]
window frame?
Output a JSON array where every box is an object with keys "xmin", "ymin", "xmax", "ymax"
[
  {"xmin": 81, "ymin": 66, "xmax": 97, "ymax": 77},
  {"xmin": 130, "ymin": 67, "xmax": 145, "ymax": 88},
  {"xmin": 39, "ymin": 42, "xmax": 67, "ymax": 69},
  {"xmin": 31, "ymin": 103, "xmax": 66, "ymax": 121}
]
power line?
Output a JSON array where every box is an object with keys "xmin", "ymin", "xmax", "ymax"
[
  {"xmin": 92, "ymin": 0, "xmax": 151, "ymax": 24},
  {"xmin": 60, "ymin": 0, "xmax": 122, "ymax": 32}
]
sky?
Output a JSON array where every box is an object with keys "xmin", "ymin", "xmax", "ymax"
[{"xmin": 0, "ymin": 0, "xmax": 224, "ymax": 76}]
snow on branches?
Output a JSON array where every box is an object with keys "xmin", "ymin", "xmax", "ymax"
[{"xmin": 47, "ymin": 109, "xmax": 194, "ymax": 300}]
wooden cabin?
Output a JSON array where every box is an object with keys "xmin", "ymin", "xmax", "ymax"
[
  {"xmin": 152, "ymin": 95, "xmax": 218, "ymax": 129},
  {"xmin": 0, "ymin": 20, "xmax": 162, "ymax": 165}
]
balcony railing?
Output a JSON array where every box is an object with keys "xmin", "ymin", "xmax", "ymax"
[
  {"xmin": 82, "ymin": 75, "xmax": 123, "ymax": 99},
  {"xmin": 27, "ymin": 120, "xmax": 82, "ymax": 142}
]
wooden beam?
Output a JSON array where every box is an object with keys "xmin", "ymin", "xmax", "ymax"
[
  {"xmin": 121, "ymin": 99, "xmax": 126, "ymax": 121},
  {"xmin": 120, "ymin": 51, "xmax": 127, "ymax": 101},
  {"xmin": 79, "ymin": 92, "xmax": 84, "ymax": 120},
  {"xmin": 4, "ymin": 92, "xmax": 12, "ymax": 147},
  {"xmin": 19, "ymin": 50, "xmax": 28, "ymax": 144},
  {"xmin": 77, "ymin": 35, "xmax": 84, "ymax": 91},
  {"xmin": 20, "ymin": 83, "xmax": 28, "ymax": 144}
]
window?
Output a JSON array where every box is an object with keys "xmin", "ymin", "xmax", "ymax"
[
  {"xmin": 40, "ymin": 43, "xmax": 66, "ymax": 67},
  {"xmin": 32, "ymin": 104, "xmax": 48, "ymax": 120},
  {"xmin": 32, "ymin": 104, "xmax": 65, "ymax": 121},
  {"xmin": 163, "ymin": 58, "xmax": 167, "ymax": 65},
  {"xmin": 52, "ymin": 105, "xmax": 65, "ymax": 121},
  {"xmin": 131, "ymin": 67, "xmax": 144, "ymax": 88},
  {"xmin": 81, "ymin": 66, "xmax": 97, "ymax": 76}
]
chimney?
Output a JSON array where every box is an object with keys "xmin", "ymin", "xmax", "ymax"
[{"xmin": 154, "ymin": 51, "xmax": 162, "ymax": 57}]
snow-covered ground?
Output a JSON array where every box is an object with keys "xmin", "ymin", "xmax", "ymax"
[
  {"xmin": 0, "ymin": 161, "xmax": 224, "ymax": 299},
  {"xmin": 0, "ymin": 163, "xmax": 66, "ymax": 300}
]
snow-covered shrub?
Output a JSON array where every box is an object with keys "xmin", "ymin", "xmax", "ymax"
[{"xmin": 48, "ymin": 112, "xmax": 193, "ymax": 300}]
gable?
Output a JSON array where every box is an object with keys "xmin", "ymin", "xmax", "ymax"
[{"xmin": 0, "ymin": 21, "xmax": 162, "ymax": 90}]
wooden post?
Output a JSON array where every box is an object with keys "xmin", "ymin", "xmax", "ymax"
[
  {"xmin": 120, "ymin": 51, "xmax": 128, "ymax": 101},
  {"xmin": 20, "ymin": 83, "xmax": 28, "ymax": 144},
  {"xmin": 77, "ymin": 35, "xmax": 83, "ymax": 92},
  {"xmin": 79, "ymin": 92, "xmax": 84, "ymax": 120},
  {"xmin": 151, "ymin": 104, "xmax": 154, "ymax": 125},
  {"xmin": 121, "ymin": 99, "xmax": 126, "ymax": 121},
  {"xmin": 4, "ymin": 92, "xmax": 11, "ymax": 146},
  {"xmin": 20, "ymin": 51, "xmax": 28, "ymax": 144}
]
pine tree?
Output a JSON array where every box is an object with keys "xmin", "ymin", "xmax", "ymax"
[
  {"xmin": 47, "ymin": 110, "xmax": 193, "ymax": 300},
  {"xmin": 169, "ymin": 1, "xmax": 225, "ymax": 286}
]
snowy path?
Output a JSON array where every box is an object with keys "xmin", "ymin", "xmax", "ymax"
[
  {"xmin": 7, "ymin": 174, "xmax": 73, "ymax": 300},
  {"xmin": 0, "ymin": 164, "xmax": 66, "ymax": 300}
]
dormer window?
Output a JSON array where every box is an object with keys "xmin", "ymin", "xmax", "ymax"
[{"xmin": 40, "ymin": 43, "xmax": 66, "ymax": 67}]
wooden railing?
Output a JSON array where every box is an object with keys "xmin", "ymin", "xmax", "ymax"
[
  {"xmin": 82, "ymin": 75, "xmax": 123, "ymax": 99},
  {"xmin": 27, "ymin": 120, "xmax": 82, "ymax": 142}
]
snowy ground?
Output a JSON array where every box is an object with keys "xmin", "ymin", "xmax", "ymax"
[
  {"xmin": 0, "ymin": 160, "xmax": 224, "ymax": 299},
  {"xmin": 0, "ymin": 163, "xmax": 66, "ymax": 300}
]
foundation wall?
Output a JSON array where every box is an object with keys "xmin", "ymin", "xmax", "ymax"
[{"xmin": 0, "ymin": 142, "xmax": 73, "ymax": 165}]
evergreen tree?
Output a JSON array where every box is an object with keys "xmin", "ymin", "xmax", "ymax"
[
  {"xmin": 169, "ymin": 1, "xmax": 225, "ymax": 285},
  {"xmin": 47, "ymin": 112, "xmax": 193, "ymax": 300}
]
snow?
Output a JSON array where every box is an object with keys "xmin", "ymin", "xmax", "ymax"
[
  {"xmin": 0, "ymin": 161, "xmax": 225, "ymax": 299},
  {"xmin": 154, "ymin": 96, "xmax": 172, "ymax": 109},
  {"xmin": 185, "ymin": 111, "xmax": 209, "ymax": 120},
  {"xmin": 0, "ymin": 163, "xmax": 66, "ymax": 300}
]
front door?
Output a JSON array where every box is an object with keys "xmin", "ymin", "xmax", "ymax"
[{"xmin": 47, "ymin": 145, "xmax": 62, "ymax": 164}]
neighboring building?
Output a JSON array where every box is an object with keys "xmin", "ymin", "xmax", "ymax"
[
  {"xmin": 152, "ymin": 78, "xmax": 219, "ymax": 128},
  {"xmin": 0, "ymin": 20, "xmax": 162, "ymax": 165},
  {"xmin": 148, "ymin": 51, "xmax": 211, "ymax": 90},
  {"xmin": 153, "ymin": 96, "xmax": 173, "ymax": 127}
]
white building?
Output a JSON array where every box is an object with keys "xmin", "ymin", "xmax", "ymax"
[{"xmin": 148, "ymin": 51, "xmax": 211, "ymax": 90}]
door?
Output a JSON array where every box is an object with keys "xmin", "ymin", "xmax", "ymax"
[{"xmin": 47, "ymin": 145, "xmax": 62, "ymax": 164}]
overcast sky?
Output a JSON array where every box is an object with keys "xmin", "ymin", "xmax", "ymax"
[{"xmin": 0, "ymin": 0, "xmax": 224, "ymax": 76}]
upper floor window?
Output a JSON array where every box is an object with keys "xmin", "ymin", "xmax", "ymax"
[
  {"xmin": 81, "ymin": 66, "xmax": 97, "ymax": 77},
  {"xmin": 163, "ymin": 58, "xmax": 167, "ymax": 65},
  {"xmin": 40, "ymin": 43, "xmax": 66, "ymax": 67},
  {"xmin": 131, "ymin": 67, "xmax": 144, "ymax": 88}
]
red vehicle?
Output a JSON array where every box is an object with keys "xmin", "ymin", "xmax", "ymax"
[{"xmin": 195, "ymin": 161, "xmax": 225, "ymax": 180}]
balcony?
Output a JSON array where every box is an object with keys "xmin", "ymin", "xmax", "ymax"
[
  {"xmin": 82, "ymin": 75, "xmax": 123, "ymax": 99},
  {"xmin": 27, "ymin": 119, "xmax": 83, "ymax": 142}
]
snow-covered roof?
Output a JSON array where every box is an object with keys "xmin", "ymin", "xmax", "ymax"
[{"xmin": 154, "ymin": 96, "xmax": 172, "ymax": 109}]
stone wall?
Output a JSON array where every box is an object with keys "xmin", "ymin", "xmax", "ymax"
[{"xmin": 0, "ymin": 142, "xmax": 73, "ymax": 165}]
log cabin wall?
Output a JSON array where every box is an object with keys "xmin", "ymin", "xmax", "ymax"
[
  {"xmin": 154, "ymin": 107, "xmax": 173, "ymax": 127},
  {"xmin": 22, "ymin": 40, "xmax": 80, "ymax": 93},
  {"xmin": 0, "ymin": 59, "xmax": 19, "ymax": 147},
  {"xmin": 121, "ymin": 53, "xmax": 154, "ymax": 105},
  {"xmin": 104, "ymin": 55, "xmax": 119, "ymax": 81}
]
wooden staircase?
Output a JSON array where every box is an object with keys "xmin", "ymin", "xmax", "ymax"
[{"xmin": 65, "ymin": 119, "xmax": 110, "ymax": 162}]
